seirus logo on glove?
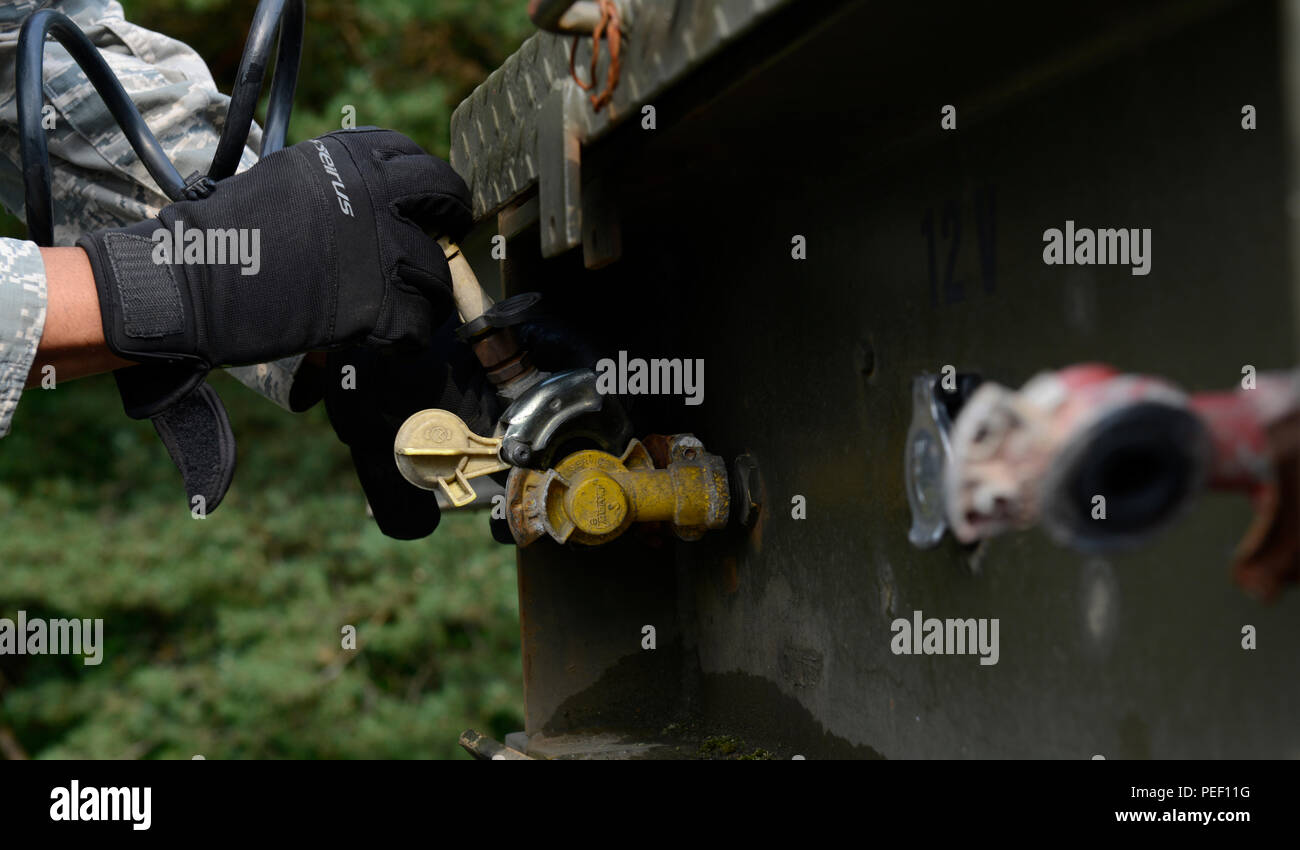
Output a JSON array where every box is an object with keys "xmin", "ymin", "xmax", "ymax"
[{"xmin": 311, "ymin": 138, "xmax": 356, "ymax": 216}]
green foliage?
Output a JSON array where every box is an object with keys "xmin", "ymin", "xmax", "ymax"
[
  {"xmin": 0, "ymin": 373, "xmax": 523, "ymax": 760},
  {"xmin": 0, "ymin": 1, "xmax": 532, "ymax": 759}
]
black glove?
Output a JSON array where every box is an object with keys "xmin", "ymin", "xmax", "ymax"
[
  {"xmin": 323, "ymin": 326, "xmax": 499, "ymax": 540},
  {"xmin": 78, "ymin": 127, "xmax": 471, "ymax": 418}
]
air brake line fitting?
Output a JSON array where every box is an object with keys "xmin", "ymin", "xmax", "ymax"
[
  {"xmin": 439, "ymin": 236, "xmax": 546, "ymax": 398},
  {"xmin": 937, "ymin": 364, "xmax": 1300, "ymax": 600},
  {"xmin": 455, "ymin": 293, "xmax": 544, "ymax": 389},
  {"xmin": 944, "ymin": 364, "xmax": 1210, "ymax": 553},
  {"xmin": 503, "ymin": 434, "xmax": 731, "ymax": 547}
]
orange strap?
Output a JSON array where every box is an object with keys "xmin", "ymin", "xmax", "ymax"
[{"xmin": 568, "ymin": 0, "xmax": 622, "ymax": 111}]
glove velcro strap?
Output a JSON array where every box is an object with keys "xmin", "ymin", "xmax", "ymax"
[
  {"xmin": 112, "ymin": 362, "xmax": 208, "ymax": 421},
  {"xmin": 79, "ymin": 226, "xmax": 201, "ymax": 366},
  {"xmin": 150, "ymin": 382, "xmax": 238, "ymax": 514},
  {"xmin": 82, "ymin": 226, "xmax": 210, "ymax": 420},
  {"xmin": 102, "ymin": 231, "xmax": 186, "ymax": 339}
]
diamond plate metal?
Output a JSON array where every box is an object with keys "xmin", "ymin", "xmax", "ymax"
[{"xmin": 450, "ymin": 0, "xmax": 792, "ymax": 222}]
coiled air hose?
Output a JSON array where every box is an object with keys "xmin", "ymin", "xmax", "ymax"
[{"xmin": 16, "ymin": 0, "xmax": 305, "ymax": 247}]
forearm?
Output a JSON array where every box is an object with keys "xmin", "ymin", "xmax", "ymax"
[
  {"xmin": 27, "ymin": 246, "xmax": 130, "ymax": 387},
  {"xmin": 25, "ymin": 246, "xmax": 325, "ymax": 394}
]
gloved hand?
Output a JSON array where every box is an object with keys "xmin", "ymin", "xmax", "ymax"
[
  {"xmin": 77, "ymin": 127, "xmax": 472, "ymax": 418},
  {"xmin": 323, "ymin": 327, "xmax": 500, "ymax": 540}
]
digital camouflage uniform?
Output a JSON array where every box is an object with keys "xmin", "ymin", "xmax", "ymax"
[{"xmin": 0, "ymin": 0, "xmax": 302, "ymax": 438}]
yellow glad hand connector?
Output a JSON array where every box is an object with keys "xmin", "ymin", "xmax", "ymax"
[
  {"xmin": 504, "ymin": 435, "xmax": 731, "ymax": 547},
  {"xmin": 393, "ymin": 409, "xmax": 509, "ymax": 507}
]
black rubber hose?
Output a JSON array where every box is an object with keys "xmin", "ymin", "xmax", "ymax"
[
  {"xmin": 17, "ymin": 9, "xmax": 189, "ymax": 246},
  {"xmin": 209, "ymin": 0, "xmax": 304, "ymax": 175},
  {"xmin": 260, "ymin": 0, "xmax": 304, "ymax": 156}
]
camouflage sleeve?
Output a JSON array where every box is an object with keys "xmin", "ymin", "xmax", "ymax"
[
  {"xmin": 0, "ymin": 236, "xmax": 45, "ymax": 437},
  {"xmin": 226, "ymin": 356, "xmax": 307, "ymax": 411},
  {"xmin": 0, "ymin": 0, "xmax": 305, "ymax": 414}
]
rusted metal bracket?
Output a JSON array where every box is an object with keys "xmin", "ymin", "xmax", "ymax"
[
  {"xmin": 459, "ymin": 729, "xmax": 534, "ymax": 760},
  {"xmin": 538, "ymin": 83, "xmax": 585, "ymax": 258},
  {"xmin": 538, "ymin": 81, "xmax": 624, "ymax": 265}
]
